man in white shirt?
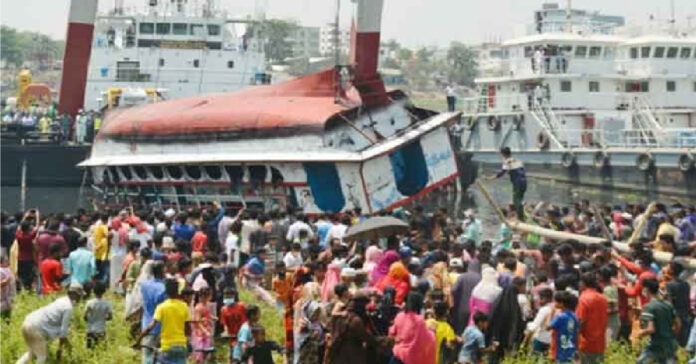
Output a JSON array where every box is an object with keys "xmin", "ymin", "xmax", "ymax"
[
  {"xmin": 282, "ymin": 242, "xmax": 304, "ymax": 271},
  {"xmin": 524, "ymin": 288, "xmax": 554, "ymax": 355},
  {"xmin": 326, "ymin": 215, "xmax": 351, "ymax": 245},
  {"xmin": 285, "ymin": 213, "xmax": 314, "ymax": 243},
  {"xmin": 445, "ymin": 84, "xmax": 457, "ymax": 112},
  {"xmin": 17, "ymin": 284, "xmax": 84, "ymax": 364},
  {"xmin": 240, "ymin": 210, "xmax": 260, "ymax": 256}
]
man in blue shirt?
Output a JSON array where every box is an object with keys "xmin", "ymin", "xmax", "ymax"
[
  {"xmin": 66, "ymin": 237, "xmax": 96, "ymax": 288},
  {"xmin": 172, "ymin": 214, "xmax": 195, "ymax": 242},
  {"xmin": 487, "ymin": 147, "xmax": 527, "ymax": 220},
  {"xmin": 549, "ymin": 291, "xmax": 579, "ymax": 364},
  {"xmin": 139, "ymin": 261, "xmax": 167, "ymax": 364}
]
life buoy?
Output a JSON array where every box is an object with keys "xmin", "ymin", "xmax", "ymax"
[
  {"xmin": 487, "ymin": 116, "xmax": 500, "ymax": 131},
  {"xmin": 560, "ymin": 152, "xmax": 576, "ymax": 168},
  {"xmin": 636, "ymin": 153, "xmax": 654, "ymax": 171},
  {"xmin": 593, "ymin": 151, "xmax": 609, "ymax": 169},
  {"xmin": 537, "ymin": 132, "xmax": 550, "ymax": 149},
  {"xmin": 678, "ymin": 153, "xmax": 695, "ymax": 171},
  {"xmin": 512, "ymin": 115, "xmax": 524, "ymax": 130}
]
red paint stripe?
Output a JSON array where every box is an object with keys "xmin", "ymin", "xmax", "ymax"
[
  {"xmin": 58, "ymin": 22, "xmax": 94, "ymax": 117},
  {"xmin": 383, "ymin": 172, "xmax": 461, "ymax": 211}
]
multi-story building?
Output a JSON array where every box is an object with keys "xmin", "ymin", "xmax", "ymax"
[
  {"xmin": 289, "ymin": 26, "xmax": 321, "ymax": 57},
  {"xmin": 533, "ymin": 2, "xmax": 625, "ymax": 35},
  {"xmin": 319, "ymin": 23, "xmax": 350, "ymax": 56}
]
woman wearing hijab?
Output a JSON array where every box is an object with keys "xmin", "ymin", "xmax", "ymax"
[
  {"xmin": 327, "ymin": 293, "xmax": 376, "ymax": 364},
  {"xmin": 374, "ymin": 261, "xmax": 411, "ymax": 305},
  {"xmin": 370, "ymin": 250, "xmax": 400, "ymax": 286},
  {"xmin": 451, "ymin": 260, "xmax": 481, "ymax": 334},
  {"xmin": 363, "ymin": 245, "xmax": 383, "ymax": 274},
  {"xmin": 294, "ymin": 299, "xmax": 325, "ymax": 364},
  {"xmin": 321, "ymin": 262, "xmax": 342, "ymax": 303},
  {"xmin": 428, "ymin": 261, "xmax": 452, "ymax": 305},
  {"xmin": 486, "ymin": 277, "xmax": 524, "ymax": 364},
  {"xmin": 388, "ymin": 292, "xmax": 436, "ymax": 364},
  {"xmin": 468, "ymin": 267, "xmax": 502, "ymax": 325},
  {"xmin": 293, "ymin": 282, "xmax": 322, "ymax": 362}
]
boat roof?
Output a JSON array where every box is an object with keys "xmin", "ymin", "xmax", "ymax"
[
  {"xmin": 620, "ymin": 36, "xmax": 696, "ymax": 46},
  {"xmin": 98, "ymin": 69, "xmax": 353, "ymax": 141},
  {"xmin": 501, "ymin": 33, "xmax": 624, "ymax": 47}
]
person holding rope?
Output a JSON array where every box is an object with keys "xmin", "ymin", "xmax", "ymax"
[{"xmin": 485, "ymin": 147, "xmax": 528, "ymax": 220}]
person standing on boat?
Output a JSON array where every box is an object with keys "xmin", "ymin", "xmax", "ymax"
[
  {"xmin": 486, "ymin": 147, "xmax": 527, "ymax": 220},
  {"xmin": 445, "ymin": 84, "xmax": 457, "ymax": 112}
]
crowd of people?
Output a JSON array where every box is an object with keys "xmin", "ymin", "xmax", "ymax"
[
  {"xmin": 1, "ymin": 103, "xmax": 102, "ymax": 144},
  {"xmin": 1, "ymin": 196, "xmax": 696, "ymax": 364}
]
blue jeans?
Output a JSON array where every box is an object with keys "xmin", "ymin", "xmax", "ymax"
[
  {"xmin": 158, "ymin": 346, "xmax": 187, "ymax": 364},
  {"xmin": 96, "ymin": 259, "xmax": 110, "ymax": 284},
  {"xmin": 141, "ymin": 334, "xmax": 159, "ymax": 364},
  {"xmin": 532, "ymin": 339, "xmax": 550, "ymax": 355},
  {"xmin": 636, "ymin": 348, "xmax": 676, "ymax": 364}
]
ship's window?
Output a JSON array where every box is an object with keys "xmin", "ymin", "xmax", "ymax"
[
  {"xmin": 207, "ymin": 24, "xmax": 221, "ymax": 36},
  {"xmin": 166, "ymin": 166, "xmax": 183, "ymax": 179},
  {"xmin": 680, "ymin": 47, "xmax": 691, "ymax": 59},
  {"xmin": 523, "ymin": 46, "xmax": 533, "ymax": 57},
  {"xmin": 666, "ymin": 81, "xmax": 676, "ymax": 92},
  {"xmin": 139, "ymin": 22, "xmax": 154, "ymax": 35},
  {"xmin": 156, "ymin": 23, "xmax": 171, "ymax": 35},
  {"xmin": 116, "ymin": 61, "xmax": 140, "ymax": 82},
  {"xmin": 588, "ymin": 46, "xmax": 601, "ymax": 58},
  {"xmin": 574, "ymin": 46, "xmax": 587, "ymax": 58},
  {"xmin": 134, "ymin": 166, "xmax": 148, "ymax": 180},
  {"xmin": 389, "ymin": 141, "xmax": 428, "ymax": 196},
  {"xmin": 185, "ymin": 166, "xmax": 202, "ymax": 180},
  {"xmin": 193, "ymin": 59, "xmax": 200, "ymax": 68},
  {"xmin": 227, "ymin": 61, "xmax": 234, "ymax": 69},
  {"xmin": 666, "ymin": 47, "xmax": 678, "ymax": 58},
  {"xmin": 640, "ymin": 46, "xmax": 651, "ymax": 58},
  {"xmin": 560, "ymin": 80, "xmax": 572, "ymax": 92},
  {"xmin": 224, "ymin": 166, "xmax": 243, "ymax": 185},
  {"xmin": 640, "ymin": 81, "xmax": 649, "ymax": 92},
  {"xmin": 158, "ymin": 58, "xmax": 165, "ymax": 67},
  {"xmin": 190, "ymin": 24, "xmax": 204, "ymax": 36},
  {"xmin": 108, "ymin": 167, "xmax": 121, "ymax": 183},
  {"xmin": 248, "ymin": 165, "xmax": 267, "ymax": 185},
  {"xmin": 589, "ymin": 81, "xmax": 600, "ymax": 93},
  {"xmin": 120, "ymin": 166, "xmax": 133, "ymax": 180},
  {"xmin": 150, "ymin": 166, "xmax": 164, "ymax": 180},
  {"xmin": 270, "ymin": 167, "xmax": 284, "ymax": 185},
  {"xmin": 560, "ymin": 45, "xmax": 573, "ymax": 54},
  {"xmin": 603, "ymin": 47, "xmax": 614, "ymax": 59},
  {"xmin": 629, "ymin": 47, "xmax": 638, "ymax": 59},
  {"xmin": 693, "ymin": 82, "xmax": 696, "ymax": 92},
  {"xmin": 173, "ymin": 23, "xmax": 188, "ymax": 35},
  {"xmin": 303, "ymin": 163, "xmax": 345, "ymax": 212},
  {"xmin": 204, "ymin": 165, "xmax": 222, "ymax": 180},
  {"xmin": 653, "ymin": 47, "xmax": 665, "ymax": 58}
]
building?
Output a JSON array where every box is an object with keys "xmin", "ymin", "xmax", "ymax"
[
  {"xmin": 289, "ymin": 26, "xmax": 321, "ymax": 57},
  {"xmin": 319, "ymin": 23, "xmax": 350, "ymax": 56},
  {"xmin": 533, "ymin": 2, "xmax": 625, "ymax": 35}
]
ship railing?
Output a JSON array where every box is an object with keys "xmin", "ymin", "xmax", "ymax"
[
  {"xmin": 560, "ymin": 128, "xmax": 696, "ymax": 148},
  {"xmin": 458, "ymin": 94, "xmax": 529, "ymax": 114}
]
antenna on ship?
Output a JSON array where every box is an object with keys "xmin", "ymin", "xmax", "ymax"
[
  {"xmin": 566, "ymin": 0, "xmax": 573, "ymax": 33},
  {"xmin": 669, "ymin": 0, "xmax": 676, "ymax": 35}
]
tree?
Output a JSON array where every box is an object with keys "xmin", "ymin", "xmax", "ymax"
[
  {"xmin": 1, "ymin": 26, "xmax": 65, "ymax": 68},
  {"xmin": 1, "ymin": 26, "xmax": 24, "ymax": 66},
  {"xmin": 445, "ymin": 41, "xmax": 477, "ymax": 87},
  {"xmin": 254, "ymin": 19, "xmax": 299, "ymax": 64}
]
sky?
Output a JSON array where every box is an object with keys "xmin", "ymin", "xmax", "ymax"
[{"xmin": 2, "ymin": 0, "xmax": 695, "ymax": 47}]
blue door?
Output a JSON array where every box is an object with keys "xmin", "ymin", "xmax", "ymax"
[
  {"xmin": 303, "ymin": 162, "xmax": 345, "ymax": 212},
  {"xmin": 389, "ymin": 140, "xmax": 428, "ymax": 196}
]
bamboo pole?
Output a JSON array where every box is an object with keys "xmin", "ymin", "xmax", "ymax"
[{"xmin": 475, "ymin": 180, "xmax": 696, "ymax": 268}]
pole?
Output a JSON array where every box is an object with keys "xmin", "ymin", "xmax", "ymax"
[{"xmin": 20, "ymin": 159, "xmax": 27, "ymax": 212}]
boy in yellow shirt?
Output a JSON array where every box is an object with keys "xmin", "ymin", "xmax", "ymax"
[
  {"xmin": 427, "ymin": 300, "xmax": 459, "ymax": 364},
  {"xmin": 92, "ymin": 214, "xmax": 111, "ymax": 284}
]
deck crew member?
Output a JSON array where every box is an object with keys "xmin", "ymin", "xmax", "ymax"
[{"xmin": 486, "ymin": 147, "xmax": 527, "ymax": 220}]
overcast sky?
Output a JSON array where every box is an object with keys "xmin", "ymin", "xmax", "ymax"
[{"xmin": 2, "ymin": 0, "xmax": 695, "ymax": 47}]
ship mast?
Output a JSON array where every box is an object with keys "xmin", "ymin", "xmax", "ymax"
[{"xmin": 566, "ymin": 0, "xmax": 572, "ymax": 33}]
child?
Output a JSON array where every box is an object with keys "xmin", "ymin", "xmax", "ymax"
[
  {"xmin": 39, "ymin": 243, "xmax": 66, "ymax": 294},
  {"xmin": 241, "ymin": 325, "xmax": 284, "ymax": 364},
  {"xmin": 233, "ymin": 304, "xmax": 260, "ymax": 363},
  {"xmin": 548, "ymin": 290, "xmax": 579, "ymax": 364},
  {"xmin": 427, "ymin": 301, "xmax": 458, "ymax": 364},
  {"xmin": 524, "ymin": 288, "xmax": 554, "ymax": 356},
  {"xmin": 459, "ymin": 311, "xmax": 497, "ymax": 364},
  {"xmin": 84, "ymin": 281, "xmax": 113, "ymax": 348},
  {"xmin": 192, "ymin": 287, "xmax": 215, "ymax": 364},
  {"xmin": 220, "ymin": 288, "xmax": 246, "ymax": 355}
]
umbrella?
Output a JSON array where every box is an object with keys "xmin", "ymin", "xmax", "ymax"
[{"xmin": 343, "ymin": 216, "xmax": 409, "ymax": 241}]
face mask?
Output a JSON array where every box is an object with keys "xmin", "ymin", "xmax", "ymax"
[{"xmin": 223, "ymin": 298, "xmax": 235, "ymax": 306}]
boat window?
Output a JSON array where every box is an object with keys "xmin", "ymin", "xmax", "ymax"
[
  {"xmin": 121, "ymin": 166, "xmax": 133, "ymax": 180},
  {"xmin": 680, "ymin": 47, "xmax": 692, "ymax": 59},
  {"xmin": 156, "ymin": 23, "xmax": 171, "ymax": 35},
  {"xmin": 693, "ymin": 82, "xmax": 696, "ymax": 92},
  {"xmin": 227, "ymin": 61, "xmax": 234, "ymax": 69},
  {"xmin": 653, "ymin": 47, "xmax": 665, "ymax": 58},
  {"xmin": 116, "ymin": 61, "xmax": 140, "ymax": 82},
  {"xmin": 588, "ymin": 46, "xmax": 601, "ymax": 58},
  {"xmin": 207, "ymin": 24, "xmax": 221, "ymax": 36},
  {"xmin": 150, "ymin": 166, "xmax": 164, "ymax": 180},
  {"xmin": 629, "ymin": 47, "xmax": 638, "ymax": 59},
  {"xmin": 173, "ymin": 23, "xmax": 188, "ymax": 35},
  {"xmin": 166, "ymin": 166, "xmax": 183, "ymax": 179},
  {"xmin": 134, "ymin": 166, "xmax": 148, "ymax": 180},
  {"xmin": 666, "ymin": 80, "xmax": 676, "ymax": 92},
  {"xmin": 204, "ymin": 165, "xmax": 222, "ymax": 180},
  {"xmin": 603, "ymin": 47, "xmax": 614, "ymax": 59},
  {"xmin": 193, "ymin": 59, "xmax": 200, "ymax": 68},
  {"xmin": 303, "ymin": 163, "xmax": 345, "ymax": 212},
  {"xmin": 666, "ymin": 47, "xmax": 678, "ymax": 58},
  {"xmin": 139, "ymin": 22, "xmax": 154, "ymax": 35},
  {"xmin": 524, "ymin": 46, "xmax": 533, "ymax": 57},
  {"xmin": 190, "ymin": 24, "xmax": 204, "ymax": 36},
  {"xmin": 270, "ymin": 167, "xmax": 284, "ymax": 185},
  {"xmin": 589, "ymin": 81, "xmax": 600, "ymax": 93},
  {"xmin": 560, "ymin": 45, "xmax": 573, "ymax": 54},
  {"xmin": 158, "ymin": 58, "xmax": 165, "ymax": 67},
  {"xmin": 185, "ymin": 166, "xmax": 202, "ymax": 180},
  {"xmin": 640, "ymin": 46, "xmax": 651, "ymax": 58},
  {"xmin": 389, "ymin": 141, "xmax": 428, "ymax": 196},
  {"xmin": 248, "ymin": 165, "xmax": 267, "ymax": 185},
  {"xmin": 224, "ymin": 166, "xmax": 243, "ymax": 185},
  {"xmin": 108, "ymin": 167, "xmax": 121, "ymax": 183},
  {"xmin": 574, "ymin": 46, "xmax": 587, "ymax": 58},
  {"xmin": 560, "ymin": 80, "xmax": 572, "ymax": 92}
]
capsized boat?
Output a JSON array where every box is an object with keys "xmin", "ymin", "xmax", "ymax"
[{"xmin": 78, "ymin": 0, "xmax": 461, "ymax": 213}]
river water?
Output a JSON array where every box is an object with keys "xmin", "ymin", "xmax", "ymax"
[{"xmin": 0, "ymin": 179, "xmax": 666, "ymax": 234}]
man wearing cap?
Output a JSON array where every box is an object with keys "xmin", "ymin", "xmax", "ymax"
[
  {"xmin": 461, "ymin": 209, "xmax": 482, "ymax": 246},
  {"xmin": 17, "ymin": 284, "xmax": 84, "ymax": 364}
]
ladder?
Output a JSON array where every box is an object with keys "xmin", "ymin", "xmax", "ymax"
[
  {"xmin": 530, "ymin": 98, "xmax": 566, "ymax": 148},
  {"xmin": 631, "ymin": 96, "xmax": 665, "ymax": 146}
]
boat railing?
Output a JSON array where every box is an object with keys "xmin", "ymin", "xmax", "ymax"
[
  {"xmin": 560, "ymin": 128, "xmax": 696, "ymax": 148},
  {"xmin": 458, "ymin": 94, "xmax": 529, "ymax": 114}
]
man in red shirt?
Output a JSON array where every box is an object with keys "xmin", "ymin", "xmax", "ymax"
[
  {"xmin": 40, "ymin": 243, "xmax": 66, "ymax": 294},
  {"xmin": 576, "ymin": 272, "xmax": 608, "ymax": 364},
  {"xmin": 15, "ymin": 220, "xmax": 38, "ymax": 291},
  {"xmin": 220, "ymin": 288, "xmax": 246, "ymax": 349},
  {"xmin": 191, "ymin": 227, "xmax": 208, "ymax": 255},
  {"xmin": 35, "ymin": 221, "xmax": 67, "ymax": 263}
]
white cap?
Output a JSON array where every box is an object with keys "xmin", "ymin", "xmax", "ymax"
[
  {"xmin": 464, "ymin": 208, "xmax": 475, "ymax": 218},
  {"xmin": 162, "ymin": 236, "xmax": 175, "ymax": 249},
  {"xmin": 341, "ymin": 268, "xmax": 357, "ymax": 278},
  {"xmin": 164, "ymin": 208, "xmax": 176, "ymax": 218},
  {"xmin": 449, "ymin": 258, "xmax": 463, "ymax": 268}
]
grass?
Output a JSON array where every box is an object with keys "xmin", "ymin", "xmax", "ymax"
[{"xmin": 0, "ymin": 289, "xmax": 283, "ymax": 364}]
